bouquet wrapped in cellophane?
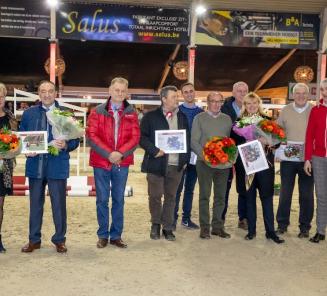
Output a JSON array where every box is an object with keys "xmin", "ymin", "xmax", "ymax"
[
  {"xmin": 256, "ymin": 119, "xmax": 286, "ymax": 146},
  {"xmin": 46, "ymin": 108, "xmax": 84, "ymax": 155},
  {"xmin": 232, "ymin": 114, "xmax": 264, "ymax": 141},
  {"xmin": 203, "ymin": 137, "xmax": 238, "ymax": 169},
  {"xmin": 233, "ymin": 115, "xmax": 286, "ymax": 145},
  {"xmin": 0, "ymin": 126, "xmax": 22, "ymax": 159}
]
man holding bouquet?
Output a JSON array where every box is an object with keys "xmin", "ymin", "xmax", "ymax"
[
  {"xmin": 87, "ymin": 77, "xmax": 140, "ymax": 249},
  {"xmin": 191, "ymin": 92, "xmax": 232, "ymax": 239},
  {"xmin": 20, "ymin": 80, "xmax": 80, "ymax": 253}
]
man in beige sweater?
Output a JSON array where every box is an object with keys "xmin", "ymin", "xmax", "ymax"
[
  {"xmin": 191, "ymin": 92, "xmax": 232, "ymax": 239},
  {"xmin": 276, "ymin": 83, "xmax": 314, "ymax": 238}
]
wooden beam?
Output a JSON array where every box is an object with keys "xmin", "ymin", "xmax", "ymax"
[
  {"xmin": 157, "ymin": 44, "xmax": 181, "ymax": 91},
  {"xmin": 254, "ymin": 48, "xmax": 297, "ymax": 92}
]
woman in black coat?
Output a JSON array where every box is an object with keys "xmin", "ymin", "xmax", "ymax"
[
  {"xmin": 232, "ymin": 92, "xmax": 284, "ymax": 244},
  {"xmin": 0, "ymin": 83, "xmax": 18, "ymax": 253}
]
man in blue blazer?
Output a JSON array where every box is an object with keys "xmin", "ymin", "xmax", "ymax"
[{"xmin": 20, "ymin": 80, "xmax": 79, "ymax": 253}]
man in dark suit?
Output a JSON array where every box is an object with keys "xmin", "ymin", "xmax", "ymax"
[
  {"xmin": 20, "ymin": 80, "xmax": 80, "ymax": 253},
  {"xmin": 221, "ymin": 81, "xmax": 248, "ymax": 229}
]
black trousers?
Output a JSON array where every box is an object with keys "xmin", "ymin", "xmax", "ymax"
[
  {"xmin": 276, "ymin": 161, "xmax": 314, "ymax": 231},
  {"xmin": 246, "ymin": 168, "xmax": 275, "ymax": 236}
]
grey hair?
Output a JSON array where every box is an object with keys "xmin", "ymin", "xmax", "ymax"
[
  {"xmin": 232, "ymin": 81, "xmax": 248, "ymax": 91},
  {"xmin": 320, "ymin": 78, "xmax": 327, "ymax": 88},
  {"xmin": 292, "ymin": 82, "xmax": 309, "ymax": 94},
  {"xmin": 207, "ymin": 91, "xmax": 223, "ymax": 101},
  {"xmin": 160, "ymin": 85, "xmax": 178, "ymax": 101}
]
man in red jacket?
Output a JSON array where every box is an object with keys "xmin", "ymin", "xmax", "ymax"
[
  {"xmin": 304, "ymin": 78, "xmax": 327, "ymax": 243},
  {"xmin": 86, "ymin": 77, "xmax": 140, "ymax": 248}
]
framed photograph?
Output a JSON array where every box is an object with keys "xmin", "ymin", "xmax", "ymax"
[
  {"xmin": 155, "ymin": 129, "xmax": 187, "ymax": 154},
  {"xmin": 275, "ymin": 141, "xmax": 304, "ymax": 162},
  {"xmin": 15, "ymin": 131, "xmax": 48, "ymax": 154},
  {"xmin": 238, "ymin": 140, "xmax": 269, "ymax": 175}
]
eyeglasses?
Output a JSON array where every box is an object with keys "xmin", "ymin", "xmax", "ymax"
[{"xmin": 208, "ymin": 100, "xmax": 224, "ymax": 104}]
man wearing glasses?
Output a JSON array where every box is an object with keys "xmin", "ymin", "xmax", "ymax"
[{"xmin": 191, "ymin": 92, "xmax": 232, "ymax": 239}]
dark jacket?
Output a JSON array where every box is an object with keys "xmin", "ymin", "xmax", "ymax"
[
  {"xmin": 140, "ymin": 107, "xmax": 190, "ymax": 177},
  {"xmin": 19, "ymin": 101, "xmax": 80, "ymax": 179},
  {"xmin": 233, "ymin": 116, "xmax": 275, "ymax": 196},
  {"xmin": 86, "ymin": 98, "xmax": 140, "ymax": 170},
  {"xmin": 221, "ymin": 97, "xmax": 244, "ymax": 145},
  {"xmin": 221, "ymin": 96, "xmax": 238, "ymax": 123}
]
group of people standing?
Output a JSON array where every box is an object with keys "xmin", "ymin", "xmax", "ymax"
[{"xmin": 0, "ymin": 77, "xmax": 326, "ymax": 253}]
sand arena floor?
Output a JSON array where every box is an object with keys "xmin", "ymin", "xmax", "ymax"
[{"xmin": 0, "ymin": 149, "xmax": 326, "ymax": 296}]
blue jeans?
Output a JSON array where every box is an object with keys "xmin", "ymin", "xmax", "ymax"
[
  {"xmin": 174, "ymin": 164, "xmax": 197, "ymax": 221},
  {"xmin": 94, "ymin": 166, "xmax": 129, "ymax": 240}
]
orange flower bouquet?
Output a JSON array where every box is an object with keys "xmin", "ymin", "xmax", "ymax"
[
  {"xmin": 203, "ymin": 137, "xmax": 238, "ymax": 169},
  {"xmin": 0, "ymin": 127, "xmax": 22, "ymax": 159},
  {"xmin": 256, "ymin": 119, "xmax": 286, "ymax": 145}
]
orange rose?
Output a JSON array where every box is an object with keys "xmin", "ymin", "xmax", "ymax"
[
  {"xmin": 219, "ymin": 153, "xmax": 229, "ymax": 163},
  {"xmin": 265, "ymin": 125, "xmax": 273, "ymax": 132},
  {"xmin": 1, "ymin": 135, "xmax": 11, "ymax": 144}
]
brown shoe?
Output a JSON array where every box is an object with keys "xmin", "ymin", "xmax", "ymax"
[
  {"xmin": 238, "ymin": 219, "xmax": 248, "ymax": 231},
  {"xmin": 110, "ymin": 239, "xmax": 127, "ymax": 248},
  {"xmin": 211, "ymin": 228, "xmax": 231, "ymax": 239},
  {"xmin": 54, "ymin": 242, "xmax": 67, "ymax": 253},
  {"xmin": 21, "ymin": 241, "xmax": 41, "ymax": 253},
  {"xmin": 200, "ymin": 228, "xmax": 211, "ymax": 239},
  {"xmin": 97, "ymin": 238, "xmax": 108, "ymax": 248}
]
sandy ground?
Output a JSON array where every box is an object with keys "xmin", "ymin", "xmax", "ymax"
[{"xmin": 0, "ymin": 150, "xmax": 327, "ymax": 296}]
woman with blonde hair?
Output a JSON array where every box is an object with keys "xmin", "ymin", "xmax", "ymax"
[
  {"xmin": 0, "ymin": 83, "xmax": 17, "ymax": 253},
  {"xmin": 232, "ymin": 92, "xmax": 284, "ymax": 243}
]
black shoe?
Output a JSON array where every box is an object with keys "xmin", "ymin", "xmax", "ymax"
[
  {"xmin": 162, "ymin": 229, "xmax": 176, "ymax": 241},
  {"xmin": 244, "ymin": 233, "xmax": 256, "ymax": 240},
  {"xmin": 276, "ymin": 227, "xmax": 287, "ymax": 235},
  {"xmin": 200, "ymin": 227, "xmax": 210, "ymax": 239},
  {"xmin": 298, "ymin": 230, "xmax": 310, "ymax": 239},
  {"xmin": 309, "ymin": 233, "xmax": 325, "ymax": 243},
  {"xmin": 181, "ymin": 219, "xmax": 200, "ymax": 230},
  {"xmin": 150, "ymin": 224, "xmax": 161, "ymax": 240},
  {"xmin": 266, "ymin": 232, "xmax": 285, "ymax": 244},
  {"xmin": 0, "ymin": 235, "xmax": 6, "ymax": 253},
  {"xmin": 211, "ymin": 228, "xmax": 231, "ymax": 239},
  {"xmin": 200, "ymin": 228, "xmax": 211, "ymax": 239}
]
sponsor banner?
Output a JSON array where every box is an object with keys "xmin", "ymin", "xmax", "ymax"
[
  {"xmin": 196, "ymin": 10, "xmax": 319, "ymax": 49},
  {"xmin": 57, "ymin": 3, "xmax": 189, "ymax": 44},
  {"xmin": 0, "ymin": 0, "xmax": 50, "ymax": 38}
]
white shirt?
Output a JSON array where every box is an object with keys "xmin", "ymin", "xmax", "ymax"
[{"xmin": 293, "ymin": 102, "xmax": 309, "ymax": 114}]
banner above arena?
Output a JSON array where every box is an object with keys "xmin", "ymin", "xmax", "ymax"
[
  {"xmin": 56, "ymin": 3, "xmax": 189, "ymax": 44},
  {"xmin": 0, "ymin": 0, "xmax": 50, "ymax": 39},
  {"xmin": 196, "ymin": 10, "xmax": 320, "ymax": 49}
]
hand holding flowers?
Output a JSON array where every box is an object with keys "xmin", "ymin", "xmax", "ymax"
[{"xmin": 203, "ymin": 136, "xmax": 238, "ymax": 169}]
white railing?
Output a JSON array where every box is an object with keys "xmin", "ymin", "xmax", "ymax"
[{"xmin": 10, "ymin": 89, "xmax": 87, "ymax": 174}]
